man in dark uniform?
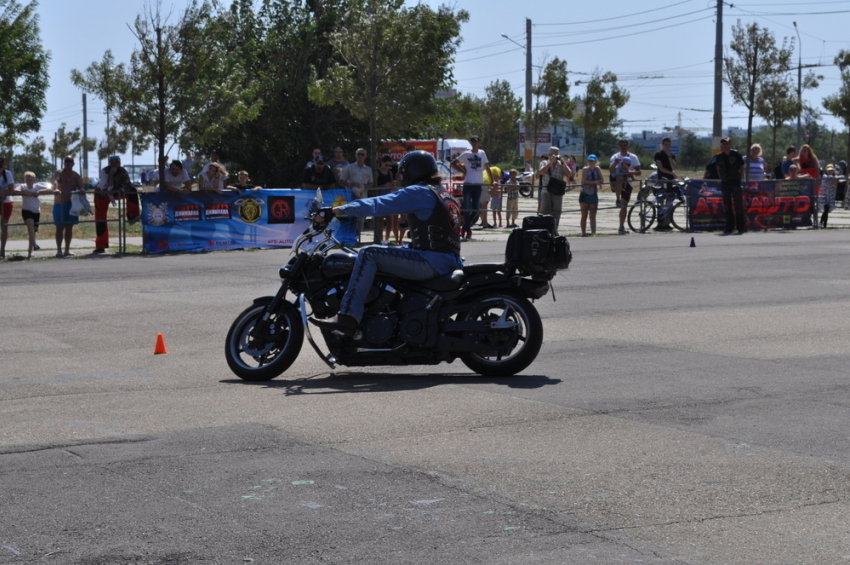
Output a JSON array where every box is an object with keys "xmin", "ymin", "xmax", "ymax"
[
  {"xmin": 310, "ymin": 151, "xmax": 464, "ymax": 336},
  {"xmin": 704, "ymin": 137, "xmax": 746, "ymax": 234}
]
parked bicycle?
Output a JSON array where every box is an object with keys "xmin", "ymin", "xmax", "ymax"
[{"xmin": 628, "ymin": 176, "xmax": 689, "ymax": 232}]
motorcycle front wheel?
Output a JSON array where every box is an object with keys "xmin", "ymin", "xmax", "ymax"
[
  {"xmin": 460, "ymin": 292, "xmax": 543, "ymax": 377},
  {"xmin": 519, "ymin": 184, "xmax": 533, "ymax": 197},
  {"xmin": 225, "ymin": 301, "xmax": 304, "ymax": 381}
]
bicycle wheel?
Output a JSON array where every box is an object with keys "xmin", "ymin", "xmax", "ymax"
[
  {"xmin": 628, "ymin": 201, "xmax": 656, "ymax": 233},
  {"xmin": 671, "ymin": 201, "xmax": 688, "ymax": 231}
]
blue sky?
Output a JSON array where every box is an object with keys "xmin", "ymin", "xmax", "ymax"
[{"xmin": 32, "ymin": 0, "xmax": 850, "ymax": 168}]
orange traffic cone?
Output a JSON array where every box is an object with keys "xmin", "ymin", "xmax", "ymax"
[{"xmin": 154, "ymin": 333, "xmax": 168, "ymax": 354}]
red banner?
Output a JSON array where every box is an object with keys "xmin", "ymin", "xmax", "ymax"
[{"xmin": 378, "ymin": 141, "xmax": 438, "ymax": 162}]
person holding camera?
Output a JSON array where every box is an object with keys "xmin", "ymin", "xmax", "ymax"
[{"xmin": 535, "ymin": 146, "xmax": 570, "ymax": 236}]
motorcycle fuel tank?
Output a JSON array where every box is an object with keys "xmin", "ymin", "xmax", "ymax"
[{"xmin": 321, "ymin": 253, "xmax": 357, "ymax": 278}]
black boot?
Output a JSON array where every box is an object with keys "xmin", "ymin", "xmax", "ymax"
[{"xmin": 310, "ymin": 314, "xmax": 359, "ymax": 337}]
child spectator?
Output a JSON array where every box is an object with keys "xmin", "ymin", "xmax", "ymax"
[
  {"xmin": 489, "ymin": 179, "xmax": 503, "ymax": 228},
  {"xmin": 227, "ymin": 170, "xmax": 258, "ymax": 195},
  {"xmin": 504, "ymin": 169, "xmax": 520, "ymax": 228},
  {"xmin": 18, "ymin": 171, "xmax": 52, "ymax": 259},
  {"xmin": 820, "ymin": 164, "xmax": 837, "ymax": 228}
]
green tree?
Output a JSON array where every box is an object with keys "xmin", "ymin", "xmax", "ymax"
[
  {"xmin": 522, "ymin": 57, "xmax": 574, "ymax": 162},
  {"xmin": 823, "ymin": 49, "xmax": 850, "ymax": 163},
  {"xmin": 572, "ymin": 70, "xmax": 629, "ymax": 160},
  {"xmin": 678, "ymin": 133, "xmax": 713, "ymax": 170},
  {"xmin": 0, "ymin": 0, "xmax": 50, "ymax": 150},
  {"xmin": 480, "ymin": 80, "xmax": 522, "ymax": 164},
  {"xmin": 723, "ymin": 20, "xmax": 794, "ymax": 172},
  {"xmin": 417, "ymin": 93, "xmax": 483, "ymax": 142},
  {"xmin": 754, "ymin": 76, "xmax": 801, "ymax": 168},
  {"xmin": 310, "ymin": 0, "xmax": 468, "ymax": 185},
  {"xmin": 11, "ymin": 136, "xmax": 51, "ymax": 180},
  {"xmin": 49, "ymin": 123, "xmax": 82, "ymax": 167},
  {"xmin": 72, "ymin": 1, "xmax": 260, "ymax": 182},
  {"xmin": 217, "ymin": 0, "xmax": 366, "ymax": 187}
]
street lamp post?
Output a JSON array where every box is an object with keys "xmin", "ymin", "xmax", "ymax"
[{"xmin": 793, "ymin": 22, "xmax": 802, "ymax": 149}]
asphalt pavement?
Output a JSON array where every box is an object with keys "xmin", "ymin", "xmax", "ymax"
[{"xmin": 1, "ymin": 229, "xmax": 849, "ymax": 564}]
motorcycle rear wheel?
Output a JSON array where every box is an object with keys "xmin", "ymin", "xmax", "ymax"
[
  {"xmin": 225, "ymin": 302, "xmax": 304, "ymax": 381},
  {"xmin": 460, "ymin": 292, "xmax": 543, "ymax": 377}
]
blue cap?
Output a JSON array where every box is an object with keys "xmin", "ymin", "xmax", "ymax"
[{"xmin": 587, "ymin": 154, "xmax": 597, "ymax": 161}]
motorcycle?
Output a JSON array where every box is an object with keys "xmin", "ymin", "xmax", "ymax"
[{"xmin": 224, "ymin": 207, "xmax": 571, "ymax": 381}]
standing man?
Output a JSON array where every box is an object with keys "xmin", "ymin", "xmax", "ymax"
[
  {"xmin": 52, "ymin": 156, "xmax": 85, "ymax": 257},
  {"xmin": 653, "ymin": 137, "xmax": 678, "ymax": 231},
  {"xmin": 704, "ymin": 137, "xmax": 745, "ymax": 234},
  {"xmin": 339, "ymin": 148, "xmax": 374, "ymax": 241},
  {"xmin": 182, "ymin": 151, "xmax": 195, "ymax": 178},
  {"xmin": 0, "ymin": 157, "xmax": 15, "ymax": 259},
  {"xmin": 536, "ymin": 146, "xmax": 571, "ymax": 236},
  {"xmin": 94, "ymin": 155, "xmax": 140, "ymax": 254},
  {"xmin": 451, "ymin": 135, "xmax": 490, "ymax": 240},
  {"xmin": 609, "ymin": 139, "xmax": 642, "ymax": 235},
  {"xmin": 779, "ymin": 146, "xmax": 797, "ymax": 179},
  {"xmin": 306, "ymin": 148, "xmax": 322, "ymax": 168},
  {"xmin": 302, "ymin": 156, "xmax": 336, "ymax": 190},
  {"xmin": 326, "ymin": 147, "xmax": 349, "ymax": 188}
]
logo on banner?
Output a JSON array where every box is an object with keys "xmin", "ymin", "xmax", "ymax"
[
  {"xmin": 147, "ymin": 203, "xmax": 169, "ymax": 226},
  {"xmin": 174, "ymin": 205, "xmax": 201, "ymax": 222},
  {"xmin": 206, "ymin": 203, "xmax": 231, "ymax": 220},
  {"xmin": 267, "ymin": 196, "xmax": 295, "ymax": 224},
  {"xmin": 235, "ymin": 197, "xmax": 263, "ymax": 223}
]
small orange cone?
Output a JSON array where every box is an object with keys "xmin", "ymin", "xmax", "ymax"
[{"xmin": 154, "ymin": 333, "xmax": 168, "ymax": 354}]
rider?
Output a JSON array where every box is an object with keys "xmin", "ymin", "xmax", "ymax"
[{"xmin": 310, "ymin": 151, "xmax": 464, "ymax": 336}]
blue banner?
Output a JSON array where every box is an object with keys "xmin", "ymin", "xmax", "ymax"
[
  {"xmin": 686, "ymin": 178, "xmax": 814, "ymax": 232},
  {"xmin": 140, "ymin": 188, "xmax": 357, "ymax": 253}
]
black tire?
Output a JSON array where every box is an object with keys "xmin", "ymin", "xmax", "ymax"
[
  {"xmin": 225, "ymin": 301, "xmax": 304, "ymax": 381},
  {"xmin": 628, "ymin": 200, "xmax": 656, "ymax": 233},
  {"xmin": 519, "ymin": 184, "xmax": 533, "ymax": 197},
  {"xmin": 671, "ymin": 201, "xmax": 687, "ymax": 231},
  {"xmin": 459, "ymin": 292, "xmax": 543, "ymax": 377}
]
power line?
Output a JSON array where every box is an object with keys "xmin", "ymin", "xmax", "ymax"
[
  {"xmin": 535, "ymin": 0, "xmax": 697, "ymax": 26},
  {"xmin": 534, "ymin": 6, "xmax": 714, "ymax": 38},
  {"xmin": 537, "ymin": 14, "xmax": 715, "ymax": 48}
]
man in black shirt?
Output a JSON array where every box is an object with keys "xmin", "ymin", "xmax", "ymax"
[
  {"xmin": 654, "ymin": 136, "xmax": 678, "ymax": 230},
  {"xmin": 704, "ymin": 137, "xmax": 746, "ymax": 234},
  {"xmin": 302, "ymin": 156, "xmax": 336, "ymax": 190}
]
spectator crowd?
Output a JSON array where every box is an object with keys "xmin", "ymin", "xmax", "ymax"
[{"xmin": 0, "ymin": 136, "xmax": 847, "ymax": 260}]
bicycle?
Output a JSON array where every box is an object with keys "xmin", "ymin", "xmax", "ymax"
[{"xmin": 627, "ymin": 177, "xmax": 689, "ymax": 233}]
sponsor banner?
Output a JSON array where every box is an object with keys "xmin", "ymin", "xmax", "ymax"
[
  {"xmin": 687, "ymin": 179, "xmax": 814, "ymax": 232},
  {"xmin": 141, "ymin": 189, "xmax": 358, "ymax": 253},
  {"xmin": 378, "ymin": 140, "xmax": 438, "ymax": 162}
]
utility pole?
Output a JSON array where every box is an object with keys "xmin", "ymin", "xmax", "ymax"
[
  {"xmin": 157, "ymin": 26, "xmax": 166, "ymax": 193},
  {"xmin": 712, "ymin": 0, "xmax": 723, "ymax": 153},
  {"xmin": 793, "ymin": 22, "xmax": 802, "ymax": 149},
  {"xmin": 82, "ymin": 93, "xmax": 89, "ymax": 182},
  {"xmin": 525, "ymin": 18, "xmax": 532, "ymax": 114}
]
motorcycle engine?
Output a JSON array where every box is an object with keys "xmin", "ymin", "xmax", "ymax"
[{"xmin": 362, "ymin": 313, "xmax": 397, "ymax": 345}]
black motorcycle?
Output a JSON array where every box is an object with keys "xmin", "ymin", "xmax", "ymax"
[{"xmin": 225, "ymin": 213, "xmax": 571, "ymax": 381}]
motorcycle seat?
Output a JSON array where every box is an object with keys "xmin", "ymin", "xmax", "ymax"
[
  {"xmin": 463, "ymin": 263, "xmax": 504, "ymax": 276},
  {"xmin": 418, "ymin": 269, "xmax": 465, "ymax": 291}
]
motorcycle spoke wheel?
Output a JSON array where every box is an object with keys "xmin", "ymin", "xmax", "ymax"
[
  {"xmin": 460, "ymin": 293, "xmax": 543, "ymax": 377},
  {"xmin": 225, "ymin": 302, "xmax": 304, "ymax": 381}
]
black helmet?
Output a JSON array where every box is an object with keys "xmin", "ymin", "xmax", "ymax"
[{"xmin": 398, "ymin": 151, "xmax": 439, "ymax": 187}]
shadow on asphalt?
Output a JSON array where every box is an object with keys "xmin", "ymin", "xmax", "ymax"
[{"xmin": 220, "ymin": 372, "xmax": 561, "ymax": 395}]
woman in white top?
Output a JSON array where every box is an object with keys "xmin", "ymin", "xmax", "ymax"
[
  {"xmin": 19, "ymin": 171, "xmax": 52, "ymax": 259},
  {"xmin": 198, "ymin": 162, "xmax": 227, "ymax": 194}
]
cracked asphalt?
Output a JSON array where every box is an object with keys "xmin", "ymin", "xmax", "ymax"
[{"xmin": 1, "ymin": 229, "xmax": 849, "ymax": 564}]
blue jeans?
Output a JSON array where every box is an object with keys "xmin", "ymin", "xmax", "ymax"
[
  {"xmin": 461, "ymin": 183, "xmax": 481, "ymax": 232},
  {"xmin": 339, "ymin": 246, "xmax": 462, "ymax": 322}
]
